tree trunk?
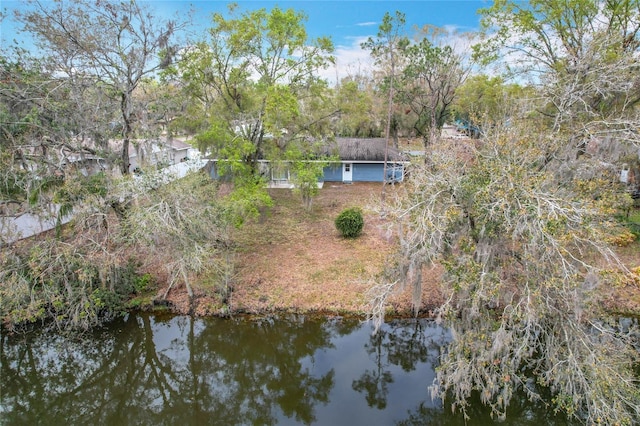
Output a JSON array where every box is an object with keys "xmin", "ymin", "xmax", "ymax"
[
  {"xmin": 391, "ymin": 115, "xmax": 399, "ymax": 149},
  {"xmin": 120, "ymin": 92, "xmax": 132, "ymax": 175},
  {"xmin": 121, "ymin": 138, "xmax": 130, "ymax": 175}
]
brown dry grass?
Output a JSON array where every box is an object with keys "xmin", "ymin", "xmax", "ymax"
[
  {"xmin": 600, "ymin": 243, "xmax": 640, "ymax": 314},
  {"xmin": 159, "ymin": 181, "xmax": 639, "ymax": 319},
  {"xmin": 161, "ymin": 182, "xmax": 443, "ymax": 317},
  {"xmin": 228, "ymin": 182, "xmax": 443, "ymax": 316}
]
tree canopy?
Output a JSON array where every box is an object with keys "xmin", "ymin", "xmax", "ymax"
[
  {"xmin": 174, "ymin": 3, "xmax": 336, "ymax": 211},
  {"xmin": 15, "ymin": 0, "xmax": 185, "ymax": 175},
  {"xmin": 398, "ymin": 31, "xmax": 469, "ymax": 148},
  {"xmin": 370, "ymin": 1, "xmax": 640, "ymax": 423},
  {"xmin": 361, "ymin": 11, "xmax": 408, "ymax": 149},
  {"xmin": 476, "ymin": 0, "xmax": 640, "ymax": 137}
]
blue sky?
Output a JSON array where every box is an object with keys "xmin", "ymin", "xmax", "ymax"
[
  {"xmin": 153, "ymin": 1, "xmax": 488, "ymax": 48},
  {"xmin": 166, "ymin": 1, "xmax": 488, "ymax": 39},
  {"xmin": 165, "ymin": 0, "xmax": 489, "ymax": 80},
  {"xmin": 1, "ymin": 1, "xmax": 489, "ymax": 81}
]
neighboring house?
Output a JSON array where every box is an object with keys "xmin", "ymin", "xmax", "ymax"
[
  {"xmin": 64, "ymin": 138, "xmax": 195, "ymax": 176},
  {"xmin": 102, "ymin": 137, "xmax": 197, "ymax": 174},
  {"xmin": 64, "ymin": 154, "xmax": 107, "ymax": 176},
  {"xmin": 128, "ymin": 138, "xmax": 195, "ymax": 173},
  {"xmin": 207, "ymin": 137, "xmax": 409, "ymax": 186}
]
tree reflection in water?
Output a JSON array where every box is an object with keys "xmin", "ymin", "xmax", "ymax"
[
  {"xmin": 1, "ymin": 314, "xmax": 337, "ymax": 425},
  {"xmin": 352, "ymin": 319, "xmax": 447, "ymax": 409},
  {"xmin": 0, "ymin": 314, "xmax": 576, "ymax": 425}
]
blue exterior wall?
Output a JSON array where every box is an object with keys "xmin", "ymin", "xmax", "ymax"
[
  {"xmin": 353, "ymin": 163, "xmax": 384, "ymax": 182},
  {"xmin": 322, "ymin": 165, "xmax": 343, "ymax": 182},
  {"xmin": 212, "ymin": 160, "xmax": 404, "ymax": 183},
  {"xmin": 322, "ymin": 163, "xmax": 404, "ymax": 182}
]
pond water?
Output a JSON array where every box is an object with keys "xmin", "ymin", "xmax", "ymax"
[{"xmin": 0, "ymin": 314, "xmax": 574, "ymax": 425}]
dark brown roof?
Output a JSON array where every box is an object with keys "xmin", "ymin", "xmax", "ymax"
[{"xmin": 325, "ymin": 138, "xmax": 405, "ymax": 162}]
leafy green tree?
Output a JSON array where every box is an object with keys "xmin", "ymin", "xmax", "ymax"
[
  {"xmin": 361, "ymin": 11, "xmax": 408, "ymax": 150},
  {"xmin": 370, "ymin": 3, "xmax": 640, "ymax": 420},
  {"xmin": 177, "ymin": 4, "xmax": 333, "ymax": 171},
  {"xmin": 132, "ymin": 78, "xmax": 187, "ymax": 139},
  {"xmin": 475, "ymin": 0, "xmax": 640, "ymax": 151},
  {"xmin": 452, "ymin": 74, "xmax": 529, "ymax": 129},
  {"xmin": 287, "ymin": 147, "xmax": 336, "ymax": 211},
  {"xmin": 178, "ymin": 4, "xmax": 335, "ymax": 210},
  {"xmin": 333, "ymin": 76, "xmax": 380, "ymax": 137}
]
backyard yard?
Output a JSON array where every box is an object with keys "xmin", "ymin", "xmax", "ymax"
[
  {"xmin": 160, "ymin": 182, "xmax": 443, "ymax": 317},
  {"xmin": 159, "ymin": 180, "xmax": 640, "ymax": 318}
]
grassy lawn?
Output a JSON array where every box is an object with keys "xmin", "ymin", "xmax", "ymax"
[
  {"xmin": 228, "ymin": 182, "xmax": 395, "ymax": 314},
  {"xmin": 167, "ymin": 182, "xmax": 639, "ymax": 319},
  {"xmin": 188, "ymin": 182, "xmax": 440, "ymax": 317}
]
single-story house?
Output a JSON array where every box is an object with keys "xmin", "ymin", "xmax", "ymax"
[
  {"xmin": 106, "ymin": 137, "xmax": 197, "ymax": 174},
  {"xmin": 207, "ymin": 137, "xmax": 409, "ymax": 187},
  {"xmin": 320, "ymin": 137, "xmax": 408, "ymax": 183}
]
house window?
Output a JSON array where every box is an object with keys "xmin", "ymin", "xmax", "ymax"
[
  {"xmin": 345, "ymin": 163, "xmax": 351, "ymax": 172},
  {"xmin": 271, "ymin": 166, "xmax": 289, "ymax": 182}
]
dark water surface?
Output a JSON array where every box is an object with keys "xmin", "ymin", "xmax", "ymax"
[{"xmin": 0, "ymin": 314, "xmax": 573, "ymax": 425}]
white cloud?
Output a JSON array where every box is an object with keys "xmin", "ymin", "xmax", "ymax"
[
  {"xmin": 314, "ymin": 27, "xmax": 489, "ymax": 86},
  {"xmin": 356, "ymin": 21, "xmax": 377, "ymax": 27},
  {"xmin": 317, "ymin": 36, "xmax": 374, "ymax": 85}
]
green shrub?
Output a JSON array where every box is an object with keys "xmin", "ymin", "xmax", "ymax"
[
  {"xmin": 335, "ymin": 207, "xmax": 364, "ymax": 238},
  {"xmin": 133, "ymin": 273, "xmax": 154, "ymax": 293}
]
